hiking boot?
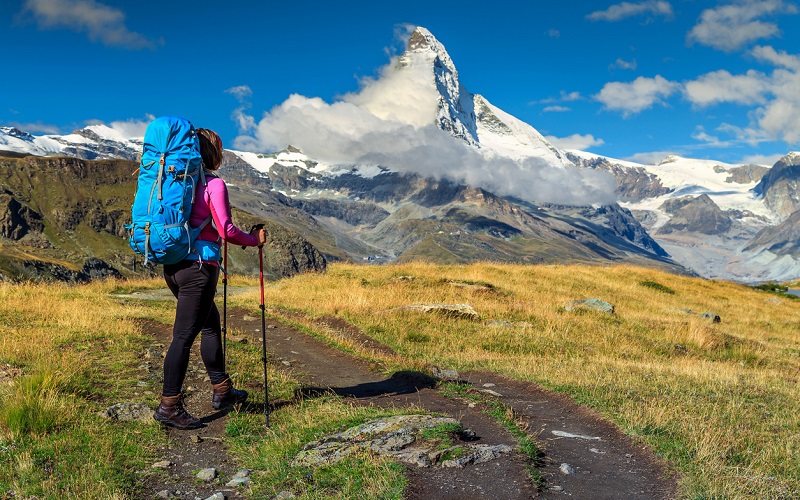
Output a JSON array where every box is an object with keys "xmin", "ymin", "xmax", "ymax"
[
  {"xmin": 153, "ymin": 394, "xmax": 203, "ymax": 429},
  {"xmin": 211, "ymin": 378, "xmax": 248, "ymax": 410}
]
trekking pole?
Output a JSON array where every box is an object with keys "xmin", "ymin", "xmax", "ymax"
[
  {"xmin": 258, "ymin": 239, "xmax": 269, "ymax": 428},
  {"xmin": 246, "ymin": 223, "xmax": 269, "ymax": 427},
  {"xmin": 222, "ymin": 239, "xmax": 228, "ymax": 366}
]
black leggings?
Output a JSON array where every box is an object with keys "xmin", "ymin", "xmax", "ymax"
[{"xmin": 162, "ymin": 260, "xmax": 227, "ymax": 397}]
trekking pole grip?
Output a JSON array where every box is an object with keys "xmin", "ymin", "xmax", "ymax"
[{"xmin": 243, "ymin": 223, "xmax": 265, "ymax": 250}]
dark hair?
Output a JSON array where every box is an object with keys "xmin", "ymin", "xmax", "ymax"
[{"xmin": 196, "ymin": 128, "xmax": 223, "ymax": 170}]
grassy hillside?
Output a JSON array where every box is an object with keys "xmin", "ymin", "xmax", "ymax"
[
  {"xmin": 1, "ymin": 263, "xmax": 798, "ymax": 498},
  {"xmin": 258, "ymin": 263, "xmax": 800, "ymax": 498}
]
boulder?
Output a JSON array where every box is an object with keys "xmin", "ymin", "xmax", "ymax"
[
  {"xmin": 391, "ymin": 303, "xmax": 480, "ymax": 320},
  {"xmin": 564, "ymin": 298, "xmax": 615, "ymax": 314},
  {"xmin": 100, "ymin": 402, "xmax": 153, "ymax": 423},
  {"xmin": 293, "ymin": 414, "xmax": 513, "ymax": 469}
]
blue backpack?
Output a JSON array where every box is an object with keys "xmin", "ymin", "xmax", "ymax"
[{"xmin": 128, "ymin": 116, "xmax": 212, "ymax": 266}]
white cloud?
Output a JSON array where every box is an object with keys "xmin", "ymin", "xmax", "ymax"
[
  {"xmin": 343, "ymin": 56, "xmax": 440, "ymax": 127},
  {"xmin": 546, "ymin": 29, "xmax": 561, "ymax": 38},
  {"xmin": 232, "ymin": 57, "xmax": 617, "ymax": 206},
  {"xmin": 225, "ymin": 85, "xmax": 253, "ymax": 101},
  {"xmin": 687, "ymin": 0, "xmax": 798, "ymax": 52},
  {"xmin": 625, "ymin": 150, "xmax": 678, "ymax": 165},
  {"xmin": 106, "ymin": 115, "xmax": 153, "ymax": 138},
  {"xmin": 739, "ymin": 153, "xmax": 784, "ymax": 165},
  {"xmin": 545, "ymin": 133, "xmax": 605, "ymax": 150},
  {"xmin": 535, "ymin": 91, "xmax": 582, "ymax": 105},
  {"xmin": 21, "ymin": 0, "xmax": 157, "ymax": 49},
  {"xmin": 684, "ymin": 69, "xmax": 771, "ymax": 106},
  {"xmin": 226, "ymin": 85, "xmax": 257, "ymax": 133},
  {"xmin": 543, "ymin": 106, "xmax": 571, "ymax": 112},
  {"xmin": 610, "ymin": 58, "xmax": 638, "ymax": 70},
  {"xmin": 751, "ymin": 45, "xmax": 800, "ymax": 70},
  {"xmin": 7, "ymin": 121, "xmax": 61, "ymax": 134},
  {"xmin": 586, "ymin": 1, "xmax": 673, "ymax": 21},
  {"xmin": 685, "ymin": 45, "xmax": 800, "ymax": 145},
  {"xmin": 595, "ymin": 75, "xmax": 680, "ymax": 116}
]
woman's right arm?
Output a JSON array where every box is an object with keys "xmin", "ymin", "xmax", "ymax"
[{"xmin": 206, "ymin": 178, "xmax": 261, "ymax": 247}]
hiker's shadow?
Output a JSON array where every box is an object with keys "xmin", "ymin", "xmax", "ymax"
[
  {"xmin": 235, "ymin": 370, "xmax": 438, "ymax": 417},
  {"xmin": 297, "ymin": 370, "xmax": 437, "ymax": 399}
]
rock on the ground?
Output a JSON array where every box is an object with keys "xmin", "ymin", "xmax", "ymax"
[
  {"xmin": 100, "ymin": 402, "xmax": 153, "ymax": 423},
  {"xmin": 564, "ymin": 298, "xmax": 615, "ymax": 314},
  {"xmin": 156, "ymin": 490, "xmax": 175, "ymax": 499},
  {"xmin": 293, "ymin": 414, "xmax": 515, "ymax": 470},
  {"xmin": 204, "ymin": 493, "xmax": 225, "ymax": 500},
  {"xmin": 151, "ymin": 460, "xmax": 173, "ymax": 469},
  {"xmin": 226, "ymin": 477, "xmax": 251, "ymax": 487},
  {"xmin": 477, "ymin": 388, "xmax": 503, "ymax": 397},
  {"xmin": 232, "ymin": 469, "xmax": 251, "ymax": 479},
  {"xmin": 392, "ymin": 303, "xmax": 480, "ymax": 320},
  {"xmin": 196, "ymin": 468, "xmax": 217, "ymax": 481},
  {"xmin": 440, "ymin": 444, "xmax": 514, "ymax": 468},
  {"xmin": 560, "ymin": 463, "xmax": 576, "ymax": 475},
  {"xmin": 293, "ymin": 414, "xmax": 460, "ymax": 467},
  {"xmin": 275, "ymin": 492, "xmax": 296, "ymax": 499},
  {"xmin": 701, "ymin": 312, "xmax": 721, "ymax": 323},
  {"xmin": 431, "ymin": 366, "xmax": 460, "ymax": 381}
]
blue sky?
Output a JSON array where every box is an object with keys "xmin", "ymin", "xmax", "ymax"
[{"xmin": 1, "ymin": 0, "xmax": 799, "ymax": 165}]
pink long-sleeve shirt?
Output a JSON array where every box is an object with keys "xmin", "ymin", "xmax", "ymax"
[{"xmin": 191, "ymin": 175, "xmax": 259, "ymax": 248}]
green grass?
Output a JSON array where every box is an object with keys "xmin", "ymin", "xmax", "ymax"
[
  {"xmin": 639, "ymin": 280, "xmax": 676, "ymax": 294},
  {"xmin": 225, "ymin": 396, "xmax": 409, "ymax": 499}
]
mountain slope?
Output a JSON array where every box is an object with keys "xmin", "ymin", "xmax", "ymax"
[{"xmin": 0, "ymin": 152, "xmax": 326, "ymax": 282}]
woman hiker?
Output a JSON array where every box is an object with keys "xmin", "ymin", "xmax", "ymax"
[{"xmin": 153, "ymin": 128, "xmax": 266, "ymax": 430}]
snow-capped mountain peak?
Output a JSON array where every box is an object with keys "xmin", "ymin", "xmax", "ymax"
[
  {"xmin": 407, "ymin": 27, "xmax": 458, "ymax": 77},
  {"xmin": 395, "ymin": 27, "xmax": 572, "ymax": 168}
]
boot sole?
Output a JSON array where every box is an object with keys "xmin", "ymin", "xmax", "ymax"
[{"xmin": 153, "ymin": 412, "xmax": 204, "ymax": 430}]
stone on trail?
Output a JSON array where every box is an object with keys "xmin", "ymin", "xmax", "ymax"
[
  {"xmin": 196, "ymin": 468, "xmax": 217, "ymax": 481},
  {"xmin": 156, "ymin": 490, "xmax": 175, "ymax": 499},
  {"xmin": 151, "ymin": 460, "xmax": 173, "ymax": 469},
  {"xmin": 226, "ymin": 470, "xmax": 252, "ymax": 487},
  {"xmin": 477, "ymin": 388, "xmax": 503, "ymax": 397},
  {"xmin": 100, "ymin": 402, "xmax": 153, "ymax": 423},
  {"xmin": 552, "ymin": 430, "xmax": 602, "ymax": 441},
  {"xmin": 440, "ymin": 444, "xmax": 514, "ymax": 468},
  {"xmin": 232, "ymin": 469, "xmax": 251, "ymax": 479},
  {"xmin": 204, "ymin": 493, "xmax": 225, "ymax": 500},
  {"xmin": 564, "ymin": 298, "xmax": 615, "ymax": 314},
  {"xmin": 431, "ymin": 366, "xmax": 460, "ymax": 381},
  {"xmin": 275, "ymin": 492, "xmax": 296, "ymax": 499},
  {"xmin": 560, "ymin": 463, "xmax": 575, "ymax": 475}
]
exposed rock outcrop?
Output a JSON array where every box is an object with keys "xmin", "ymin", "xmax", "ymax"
[
  {"xmin": 0, "ymin": 190, "xmax": 44, "ymax": 240},
  {"xmin": 567, "ymin": 152, "xmax": 671, "ymax": 202},
  {"xmin": 658, "ymin": 194, "xmax": 732, "ymax": 235},
  {"xmin": 753, "ymin": 152, "xmax": 800, "ymax": 220}
]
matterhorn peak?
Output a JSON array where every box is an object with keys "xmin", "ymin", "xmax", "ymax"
[{"xmin": 406, "ymin": 27, "xmax": 457, "ymax": 76}]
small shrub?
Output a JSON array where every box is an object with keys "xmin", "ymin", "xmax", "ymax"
[
  {"xmin": 406, "ymin": 331, "xmax": 430, "ymax": 343},
  {"xmin": 639, "ymin": 280, "xmax": 676, "ymax": 294}
]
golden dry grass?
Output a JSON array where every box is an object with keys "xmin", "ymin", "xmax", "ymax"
[{"xmin": 225, "ymin": 262, "xmax": 800, "ymax": 498}]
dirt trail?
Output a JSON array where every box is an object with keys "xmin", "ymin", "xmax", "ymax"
[{"xmin": 139, "ymin": 307, "xmax": 677, "ymax": 499}]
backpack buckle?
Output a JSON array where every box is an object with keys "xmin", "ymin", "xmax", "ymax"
[{"xmin": 144, "ymin": 222, "xmax": 150, "ymax": 235}]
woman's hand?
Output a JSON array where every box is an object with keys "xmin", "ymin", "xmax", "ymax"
[{"xmin": 251, "ymin": 227, "xmax": 267, "ymax": 246}]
